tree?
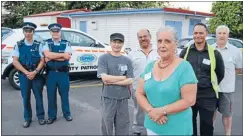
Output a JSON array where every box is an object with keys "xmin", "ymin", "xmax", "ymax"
[
  {"xmin": 2, "ymin": 1, "xmax": 169, "ymax": 28},
  {"xmin": 65, "ymin": 1, "xmax": 108, "ymax": 11},
  {"xmin": 104, "ymin": 1, "xmax": 168, "ymax": 10},
  {"xmin": 65, "ymin": 1, "xmax": 168, "ymax": 11},
  {"xmin": 209, "ymin": 1, "xmax": 243, "ymax": 39},
  {"xmin": 2, "ymin": 1, "xmax": 65, "ymax": 28}
]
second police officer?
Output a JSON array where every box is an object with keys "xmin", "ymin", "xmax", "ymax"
[
  {"xmin": 43, "ymin": 23, "xmax": 73, "ymax": 124},
  {"xmin": 12, "ymin": 22, "xmax": 46, "ymax": 128}
]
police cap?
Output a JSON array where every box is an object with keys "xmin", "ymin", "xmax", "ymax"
[
  {"xmin": 22, "ymin": 22, "xmax": 37, "ymax": 30},
  {"xmin": 48, "ymin": 23, "xmax": 62, "ymax": 32}
]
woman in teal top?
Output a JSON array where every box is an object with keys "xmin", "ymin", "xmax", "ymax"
[{"xmin": 136, "ymin": 26, "xmax": 198, "ymax": 135}]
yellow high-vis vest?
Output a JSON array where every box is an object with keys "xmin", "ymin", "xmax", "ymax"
[{"xmin": 184, "ymin": 44, "xmax": 220, "ymax": 98}]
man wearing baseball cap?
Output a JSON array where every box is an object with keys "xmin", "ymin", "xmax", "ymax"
[{"xmin": 97, "ymin": 33, "xmax": 134, "ymax": 135}]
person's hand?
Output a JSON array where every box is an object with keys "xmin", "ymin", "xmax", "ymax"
[
  {"xmin": 26, "ymin": 71, "xmax": 37, "ymax": 80},
  {"xmin": 23, "ymin": 71, "xmax": 30, "ymax": 76},
  {"xmin": 63, "ymin": 53, "xmax": 71, "ymax": 60},
  {"xmin": 148, "ymin": 108, "xmax": 164, "ymax": 122},
  {"xmin": 45, "ymin": 57, "xmax": 50, "ymax": 62},
  {"xmin": 156, "ymin": 115, "xmax": 168, "ymax": 125}
]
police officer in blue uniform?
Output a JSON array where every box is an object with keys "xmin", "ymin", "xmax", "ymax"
[
  {"xmin": 43, "ymin": 23, "xmax": 73, "ymax": 124},
  {"xmin": 12, "ymin": 22, "xmax": 46, "ymax": 128}
]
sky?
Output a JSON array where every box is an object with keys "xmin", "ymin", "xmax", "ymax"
[{"xmin": 169, "ymin": 2, "xmax": 213, "ymax": 13}]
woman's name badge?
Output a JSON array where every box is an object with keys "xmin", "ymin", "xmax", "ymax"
[{"xmin": 144, "ymin": 72, "xmax": 152, "ymax": 80}]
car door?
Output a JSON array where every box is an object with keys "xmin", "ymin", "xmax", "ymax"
[{"xmin": 61, "ymin": 30, "xmax": 102, "ymax": 73}]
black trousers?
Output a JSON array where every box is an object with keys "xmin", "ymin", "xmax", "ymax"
[{"xmin": 192, "ymin": 103, "xmax": 215, "ymax": 136}]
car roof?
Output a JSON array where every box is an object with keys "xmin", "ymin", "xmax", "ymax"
[
  {"xmin": 11, "ymin": 27, "xmax": 104, "ymax": 44},
  {"xmin": 2, "ymin": 27, "xmax": 12, "ymax": 30}
]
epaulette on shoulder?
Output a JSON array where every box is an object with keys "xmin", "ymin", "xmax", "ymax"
[
  {"xmin": 46, "ymin": 39, "xmax": 53, "ymax": 44},
  {"xmin": 33, "ymin": 40, "xmax": 40, "ymax": 45},
  {"xmin": 17, "ymin": 39, "xmax": 24, "ymax": 46},
  {"xmin": 60, "ymin": 39, "xmax": 68, "ymax": 44}
]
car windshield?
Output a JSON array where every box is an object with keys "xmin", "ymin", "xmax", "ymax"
[
  {"xmin": 184, "ymin": 38, "xmax": 243, "ymax": 49},
  {"xmin": 1, "ymin": 28, "xmax": 13, "ymax": 39}
]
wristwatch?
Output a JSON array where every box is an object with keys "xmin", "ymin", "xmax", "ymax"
[
  {"xmin": 34, "ymin": 69, "xmax": 39, "ymax": 73},
  {"xmin": 161, "ymin": 107, "xmax": 167, "ymax": 116}
]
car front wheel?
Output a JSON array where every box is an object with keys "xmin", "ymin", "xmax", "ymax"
[{"xmin": 9, "ymin": 68, "xmax": 20, "ymax": 90}]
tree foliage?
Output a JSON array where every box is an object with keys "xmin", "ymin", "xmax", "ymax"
[
  {"xmin": 2, "ymin": 1, "xmax": 65, "ymax": 28},
  {"xmin": 2, "ymin": 1, "xmax": 168, "ymax": 28},
  {"xmin": 65, "ymin": 1, "xmax": 168, "ymax": 11},
  {"xmin": 209, "ymin": 1, "xmax": 243, "ymax": 39}
]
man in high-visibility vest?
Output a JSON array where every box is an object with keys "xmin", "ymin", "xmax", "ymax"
[{"xmin": 180, "ymin": 23, "xmax": 225, "ymax": 136}]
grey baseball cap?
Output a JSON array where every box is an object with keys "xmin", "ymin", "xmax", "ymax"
[{"xmin": 110, "ymin": 33, "xmax": 124, "ymax": 42}]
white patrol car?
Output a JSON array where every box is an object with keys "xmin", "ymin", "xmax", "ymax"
[{"xmin": 2, "ymin": 27, "xmax": 125, "ymax": 90}]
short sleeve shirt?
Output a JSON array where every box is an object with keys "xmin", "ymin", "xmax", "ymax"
[
  {"xmin": 97, "ymin": 53, "xmax": 134, "ymax": 100},
  {"xmin": 213, "ymin": 42, "xmax": 243, "ymax": 92},
  {"xmin": 141, "ymin": 60, "xmax": 198, "ymax": 135},
  {"xmin": 42, "ymin": 39, "xmax": 72, "ymax": 54},
  {"xmin": 128, "ymin": 49, "xmax": 159, "ymax": 90},
  {"xmin": 12, "ymin": 39, "xmax": 43, "ymax": 57}
]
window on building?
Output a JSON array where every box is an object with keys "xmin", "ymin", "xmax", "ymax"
[
  {"xmin": 189, "ymin": 18, "xmax": 201, "ymax": 35},
  {"xmin": 165, "ymin": 20, "xmax": 182, "ymax": 39}
]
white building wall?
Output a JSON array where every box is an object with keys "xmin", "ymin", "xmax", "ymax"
[
  {"xmin": 71, "ymin": 14, "xmax": 163, "ymax": 49},
  {"xmin": 127, "ymin": 14, "xmax": 163, "ymax": 49},
  {"xmin": 24, "ymin": 16, "xmax": 58, "ymax": 27},
  {"xmin": 70, "ymin": 13, "xmax": 207, "ymax": 49}
]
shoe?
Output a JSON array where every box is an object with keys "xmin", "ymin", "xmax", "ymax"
[
  {"xmin": 22, "ymin": 120, "xmax": 31, "ymax": 128},
  {"xmin": 64, "ymin": 116, "xmax": 73, "ymax": 121},
  {"xmin": 133, "ymin": 132, "xmax": 141, "ymax": 136},
  {"xmin": 46, "ymin": 118, "xmax": 56, "ymax": 124},
  {"xmin": 38, "ymin": 119, "xmax": 46, "ymax": 125}
]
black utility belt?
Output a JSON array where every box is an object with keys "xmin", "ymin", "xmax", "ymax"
[
  {"xmin": 22, "ymin": 65, "xmax": 37, "ymax": 71},
  {"xmin": 46, "ymin": 66, "xmax": 69, "ymax": 72}
]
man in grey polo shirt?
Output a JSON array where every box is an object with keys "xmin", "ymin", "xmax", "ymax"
[
  {"xmin": 212, "ymin": 25, "xmax": 243, "ymax": 136},
  {"xmin": 97, "ymin": 33, "xmax": 134, "ymax": 135},
  {"xmin": 128, "ymin": 29, "xmax": 159, "ymax": 135}
]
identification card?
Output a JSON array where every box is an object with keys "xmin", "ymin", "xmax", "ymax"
[
  {"xmin": 144, "ymin": 72, "xmax": 152, "ymax": 80},
  {"xmin": 121, "ymin": 65, "xmax": 128, "ymax": 71},
  {"xmin": 202, "ymin": 58, "xmax": 210, "ymax": 65}
]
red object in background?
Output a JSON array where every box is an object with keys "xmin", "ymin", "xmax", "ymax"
[
  {"xmin": 1, "ymin": 44, "xmax": 6, "ymax": 49},
  {"xmin": 57, "ymin": 17, "xmax": 71, "ymax": 28}
]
